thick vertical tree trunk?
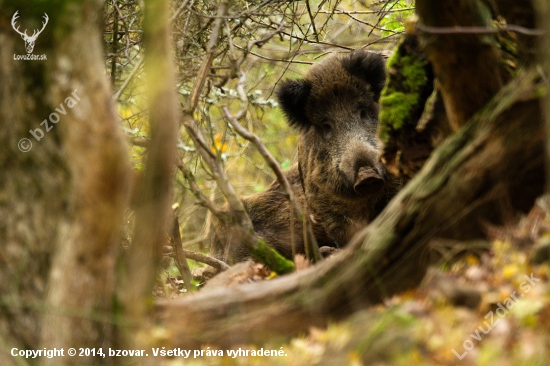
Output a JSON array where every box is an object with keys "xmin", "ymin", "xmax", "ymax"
[
  {"xmin": 381, "ymin": 0, "xmax": 542, "ymax": 239},
  {"xmin": 0, "ymin": 1, "xmax": 130, "ymax": 364},
  {"xmin": 415, "ymin": 0, "xmax": 507, "ymax": 130},
  {"xmin": 117, "ymin": 0, "xmax": 179, "ymax": 352},
  {"xmin": 0, "ymin": 9, "xmax": 66, "ymax": 360}
]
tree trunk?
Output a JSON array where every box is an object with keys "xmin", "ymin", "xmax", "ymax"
[
  {"xmin": 381, "ymin": 0, "xmax": 541, "ymax": 239},
  {"xmin": 156, "ymin": 69, "xmax": 544, "ymax": 347},
  {"xmin": 0, "ymin": 1, "xmax": 130, "ymax": 364},
  {"xmin": 415, "ymin": 0, "xmax": 508, "ymax": 130},
  {"xmin": 116, "ymin": 0, "xmax": 179, "ymax": 354}
]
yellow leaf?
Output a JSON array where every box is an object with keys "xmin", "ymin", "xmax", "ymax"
[
  {"xmin": 502, "ymin": 264, "xmax": 519, "ymax": 279},
  {"xmin": 117, "ymin": 104, "xmax": 134, "ymax": 119},
  {"xmin": 212, "ymin": 132, "xmax": 228, "ymax": 153},
  {"xmin": 465, "ymin": 254, "xmax": 479, "ymax": 265},
  {"xmin": 346, "ymin": 351, "xmax": 361, "ymax": 365}
]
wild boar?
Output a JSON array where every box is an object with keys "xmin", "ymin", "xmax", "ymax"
[{"xmin": 210, "ymin": 50, "xmax": 403, "ymax": 264}]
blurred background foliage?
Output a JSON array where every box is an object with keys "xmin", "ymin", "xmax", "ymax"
[{"xmin": 103, "ymin": 0, "xmax": 414, "ymax": 281}]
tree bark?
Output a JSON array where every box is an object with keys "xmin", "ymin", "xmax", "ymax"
[
  {"xmin": 0, "ymin": 7, "xmax": 66, "ymax": 360},
  {"xmin": 0, "ymin": 1, "xmax": 131, "ymax": 365},
  {"xmin": 415, "ymin": 0, "xmax": 507, "ymax": 130},
  {"xmin": 156, "ymin": 69, "xmax": 544, "ymax": 348},
  {"xmin": 492, "ymin": 0, "xmax": 537, "ymax": 63},
  {"xmin": 379, "ymin": 0, "xmax": 538, "ymax": 238},
  {"xmin": 116, "ymin": 0, "xmax": 179, "ymax": 353}
]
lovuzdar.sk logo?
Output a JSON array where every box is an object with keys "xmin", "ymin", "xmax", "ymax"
[{"xmin": 12, "ymin": 11, "xmax": 48, "ymax": 61}]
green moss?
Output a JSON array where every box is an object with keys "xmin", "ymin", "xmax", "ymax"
[
  {"xmin": 251, "ymin": 240, "xmax": 295, "ymax": 274},
  {"xmin": 400, "ymin": 55, "xmax": 428, "ymax": 91},
  {"xmin": 379, "ymin": 92, "xmax": 419, "ymax": 141},
  {"xmin": 378, "ymin": 40, "xmax": 430, "ymax": 143}
]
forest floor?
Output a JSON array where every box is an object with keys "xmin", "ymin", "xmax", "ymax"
[{"xmin": 155, "ymin": 198, "xmax": 550, "ymax": 366}]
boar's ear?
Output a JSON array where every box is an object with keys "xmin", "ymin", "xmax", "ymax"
[
  {"xmin": 341, "ymin": 51, "xmax": 386, "ymax": 102},
  {"xmin": 276, "ymin": 79, "xmax": 312, "ymax": 130}
]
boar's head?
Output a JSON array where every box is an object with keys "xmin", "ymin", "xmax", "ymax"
[{"xmin": 276, "ymin": 51, "xmax": 391, "ymax": 245}]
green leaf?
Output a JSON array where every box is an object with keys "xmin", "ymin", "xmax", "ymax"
[{"xmin": 281, "ymin": 159, "xmax": 291, "ymax": 170}]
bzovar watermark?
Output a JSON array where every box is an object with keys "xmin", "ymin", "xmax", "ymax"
[
  {"xmin": 452, "ymin": 272, "xmax": 540, "ymax": 360},
  {"xmin": 12, "ymin": 11, "xmax": 48, "ymax": 60},
  {"xmin": 18, "ymin": 90, "xmax": 81, "ymax": 152}
]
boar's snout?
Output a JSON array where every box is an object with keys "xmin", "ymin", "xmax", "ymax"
[
  {"xmin": 339, "ymin": 139, "xmax": 385, "ymax": 196},
  {"xmin": 354, "ymin": 166, "xmax": 384, "ymax": 195}
]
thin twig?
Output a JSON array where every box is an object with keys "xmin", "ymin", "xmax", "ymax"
[
  {"xmin": 316, "ymin": 7, "xmax": 415, "ymax": 15},
  {"xmin": 182, "ymin": 249, "xmax": 230, "ymax": 271},
  {"xmin": 180, "ymin": 0, "xmax": 295, "ymax": 273},
  {"xmin": 247, "ymin": 21, "xmax": 286, "ymax": 53},
  {"xmin": 184, "ymin": 0, "xmax": 228, "ymax": 113},
  {"xmin": 414, "ymin": 22, "xmax": 545, "ymax": 36},
  {"xmin": 111, "ymin": 0, "xmax": 135, "ymax": 65},
  {"xmin": 305, "ymin": 0, "xmax": 319, "ymax": 43},
  {"xmin": 114, "ymin": 56, "xmax": 143, "ymax": 101},
  {"xmin": 233, "ymin": 45, "xmax": 314, "ymax": 65},
  {"xmin": 113, "ymin": 0, "xmax": 192, "ymax": 101},
  {"xmin": 252, "ymin": 20, "xmax": 354, "ymax": 50},
  {"xmin": 110, "ymin": 0, "xmax": 119, "ymax": 85},
  {"xmin": 171, "ymin": 215, "xmax": 194, "ymax": 291},
  {"xmin": 181, "ymin": 209, "xmax": 213, "ymax": 248},
  {"xmin": 179, "ymin": 163, "xmax": 226, "ymax": 220},
  {"xmin": 368, "ymin": 0, "xmax": 399, "ymax": 37}
]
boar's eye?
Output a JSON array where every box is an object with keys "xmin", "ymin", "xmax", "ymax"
[
  {"xmin": 359, "ymin": 109, "xmax": 368, "ymax": 120},
  {"xmin": 322, "ymin": 122, "xmax": 332, "ymax": 133}
]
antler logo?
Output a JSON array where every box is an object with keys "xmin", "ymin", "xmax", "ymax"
[{"xmin": 11, "ymin": 11, "xmax": 49, "ymax": 54}]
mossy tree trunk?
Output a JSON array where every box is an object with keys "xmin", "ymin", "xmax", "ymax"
[{"xmin": 380, "ymin": 0, "xmax": 543, "ymax": 239}]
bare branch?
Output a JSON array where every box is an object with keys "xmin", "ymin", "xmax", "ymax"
[
  {"xmin": 114, "ymin": 57, "xmax": 144, "ymax": 101},
  {"xmin": 414, "ymin": 21, "xmax": 545, "ymax": 36},
  {"xmin": 182, "ymin": 249, "xmax": 230, "ymax": 271},
  {"xmin": 113, "ymin": 0, "xmax": 192, "ymax": 100},
  {"xmin": 178, "ymin": 163, "xmax": 227, "ymax": 220},
  {"xmin": 180, "ymin": 0, "xmax": 295, "ymax": 273},
  {"xmin": 181, "ymin": 209, "xmax": 213, "ymax": 248},
  {"xmin": 171, "ymin": 215, "xmax": 194, "ymax": 292},
  {"xmin": 184, "ymin": 0, "xmax": 228, "ymax": 113},
  {"xmin": 316, "ymin": 7, "xmax": 415, "ymax": 15}
]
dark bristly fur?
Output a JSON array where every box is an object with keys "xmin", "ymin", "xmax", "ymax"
[{"xmin": 210, "ymin": 50, "xmax": 403, "ymax": 265}]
